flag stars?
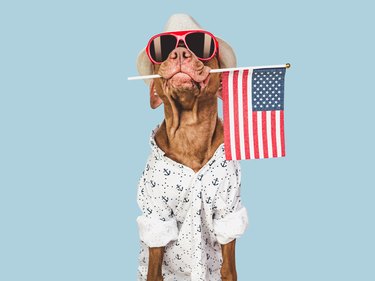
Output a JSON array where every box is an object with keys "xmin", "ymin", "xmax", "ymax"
[{"xmin": 251, "ymin": 68, "xmax": 284, "ymax": 111}]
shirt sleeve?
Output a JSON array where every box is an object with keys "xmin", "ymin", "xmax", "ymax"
[
  {"xmin": 213, "ymin": 161, "xmax": 249, "ymax": 244},
  {"xmin": 136, "ymin": 156, "xmax": 178, "ymax": 248}
]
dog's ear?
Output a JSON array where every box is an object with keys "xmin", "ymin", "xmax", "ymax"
[{"xmin": 149, "ymin": 80, "xmax": 163, "ymax": 109}]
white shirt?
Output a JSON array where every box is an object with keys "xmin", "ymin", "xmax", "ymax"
[{"xmin": 137, "ymin": 125, "xmax": 248, "ymax": 281}]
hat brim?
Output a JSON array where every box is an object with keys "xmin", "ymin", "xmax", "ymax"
[{"xmin": 136, "ymin": 37, "xmax": 237, "ymax": 85}]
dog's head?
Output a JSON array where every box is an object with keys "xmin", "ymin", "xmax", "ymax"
[
  {"xmin": 136, "ymin": 14, "xmax": 236, "ymax": 110},
  {"xmin": 150, "ymin": 43, "xmax": 221, "ymax": 110}
]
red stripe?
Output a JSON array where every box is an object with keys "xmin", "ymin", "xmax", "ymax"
[
  {"xmin": 280, "ymin": 110, "xmax": 286, "ymax": 156},
  {"xmin": 222, "ymin": 72, "xmax": 232, "ymax": 160},
  {"xmin": 262, "ymin": 111, "xmax": 268, "ymax": 158},
  {"xmin": 271, "ymin": 111, "xmax": 277, "ymax": 158},
  {"xmin": 242, "ymin": 70, "xmax": 250, "ymax": 159},
  {"xmin": 233, "ymin": 71, "xmax": 241, "ymax": 160},
  {"xmin": 252, "ymin": 111, "xmax": 259, "ymax": 159}
]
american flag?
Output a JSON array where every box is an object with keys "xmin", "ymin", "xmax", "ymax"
[{"xmin": 222, "ymin": 68, "xmax": 286, "ymax": 160}]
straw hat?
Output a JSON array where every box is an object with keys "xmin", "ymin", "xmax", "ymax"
[{"xmin": 136, "ymin": 13, "xmax": 237, "ymax": 84}]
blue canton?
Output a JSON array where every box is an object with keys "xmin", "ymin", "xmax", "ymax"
[{"xmin": 252, "ymin": 68, "xmax": 286, "ymax": 111}]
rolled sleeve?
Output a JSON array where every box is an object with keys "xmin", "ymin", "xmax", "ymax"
[
  {"xmin": 136, "ymin": 216, "xmax": 178, "ymax": 247},
  {"xmin": 213, "ymin": 162, "xmax": 249, "ymax": 244},
  {"xmin": 213, "ymin": 207, "xmax": 248, "ymax": 244}
]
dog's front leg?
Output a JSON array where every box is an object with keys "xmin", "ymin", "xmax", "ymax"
[
  {"xmin": 147, "ymin": 246, "xmax": 164, "ymax": 281},
  {"xmin": 220, "ymin": 239, "xmax": 237, "ymax": 281}
]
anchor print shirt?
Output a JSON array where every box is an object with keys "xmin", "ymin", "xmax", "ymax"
[{"xmin": 136, "ymin": 125, "xmax": 249, "ymax": 281}]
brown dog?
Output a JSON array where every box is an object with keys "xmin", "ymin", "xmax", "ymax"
[
  {"xmin": 136, "ymin": 14, "xmax": 248, "ymax": 281},
  {"xmin": 151, "ymin": 50, "xmax": 237, "ymax": 281}
]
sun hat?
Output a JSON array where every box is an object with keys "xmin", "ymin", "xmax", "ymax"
[{"xmin": 136, "ymin": 13, "xmax": 237, "ymax": 84}]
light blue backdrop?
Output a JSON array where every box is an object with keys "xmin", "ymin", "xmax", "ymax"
[{"xmin": 1, "ymin": 0, "xmax": 374, "ymax": 280}]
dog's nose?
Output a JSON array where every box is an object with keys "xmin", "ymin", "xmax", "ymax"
[{"xmin": 169, "ymin": 47, "xmax": 192, "ymax": 63}]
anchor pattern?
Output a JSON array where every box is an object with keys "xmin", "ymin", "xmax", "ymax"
[{"xmin": 136, "ymin": 126, "xmax": 248, "ymax": 281}]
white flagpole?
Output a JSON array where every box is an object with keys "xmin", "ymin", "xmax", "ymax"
[
  {"xmin": 127, "ymin": 63, "xmax": 291, "ymax": 81},
  {"xmin": 127, "ymin": 74, "xmax": 161, "ymax": 80}
]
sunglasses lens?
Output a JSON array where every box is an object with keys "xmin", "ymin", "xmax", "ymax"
[
  {"xmin": 149, "ymin": 35, "xmax": 177, "ymax": 63},
  {"xmin": 185, "ymin": 32, "xmax": 216, "ymax": 59}
]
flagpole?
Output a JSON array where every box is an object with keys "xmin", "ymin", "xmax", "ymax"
[{"xmin": 127, "ymin": 63, "xmax": 291, "ymax": 81}]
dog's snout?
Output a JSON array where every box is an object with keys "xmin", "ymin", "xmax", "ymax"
[{"xmin": 169, "ymin": 47, "xmax": 192, "ymax": 62}]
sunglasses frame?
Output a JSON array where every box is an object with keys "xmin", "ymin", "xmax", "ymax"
[{"xmin": 145, "ymin": 29, "xmax": 219, "ymax": 64}]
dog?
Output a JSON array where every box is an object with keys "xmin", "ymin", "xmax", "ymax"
[{"xmin": 136, "ymin": 14, "xmax": 248, "ymax": 281}]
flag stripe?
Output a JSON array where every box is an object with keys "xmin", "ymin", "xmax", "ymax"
[
  {"xmin": 262, "ymin": 111, "xmax": 268, "ymax": 158},
  {"xmin": 266, "ymin": 111, "xmax": 272, "ymax": 159},
  {"xmin": 271, "ymin": 111, "xmax": 277, "ymax": 157},
  {"xmin": 233, "ymin": 71, "xmax": 240, "ymax": 160},
  {"xmin": 242, "ymin": 70, "xmax": 250, "ymax": 159},
  {"xmin": 281, "ymin": 110, "xmax": 286, "ymax": 156},
  {"xmin": 252, "ymin": 111, "xmax": 259, "ymax": 159},
  {"xmin": 228, "ymin": 72, "xmax": 236, "ymax": 159},
  {"xmin": 237, "ymin": 70, "xmax": 246, "ymax": 159},
  {"xmin": 276, "ymin": 110, "xmax": 281, "ymax": 157},
  {"xmin": 257, "ymin": 111, "xmax": 263, "ymax": 159},
  {"xmin": 222, "ymin": 72, "xmax": 232, "ymax": 160},
  {"xmin": 247, "ymin": 70, "xmax": 255, "ymax": 159}
]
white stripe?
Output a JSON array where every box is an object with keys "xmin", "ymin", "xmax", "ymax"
[
  {"xmin": 257, "ymin": 111, "xmax": 263, "ymax": 159},
  {"xmin": 228, "ymin": 72, "xmax": 237, "ymax": 160},
  {"xmin": 247, "ymin": 70, "xmax": 254, "ymax": 159},
  {"xmin": 276, "ymin": 110, "xmax": 282, "ymax": 157},
  {"xmin": 237, "ymin": 70, "xmax": 245, "ymax": 159},
  {"xmin": 266, "ymin": 111, "xmax": 272, "ymax": 158}
]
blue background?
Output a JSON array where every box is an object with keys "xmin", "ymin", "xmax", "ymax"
[{"xmin": 1, "ymin": 0, "xmax": 374, "ymax": 280}]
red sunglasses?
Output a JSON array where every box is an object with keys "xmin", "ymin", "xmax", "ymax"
[{"xmin": 146, "ymin": 30, "xmax": 219, "ymax": 64}]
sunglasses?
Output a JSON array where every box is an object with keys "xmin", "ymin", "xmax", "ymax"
[{"xmin": 146, "ymin": 30, "xmax": 219, "ymax": 64}]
